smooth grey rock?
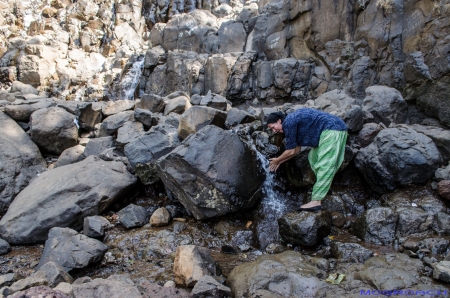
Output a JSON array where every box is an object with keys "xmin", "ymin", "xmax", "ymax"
[
  {"xmin": 72, "ymin": 275, "xmax": 141, "ymax": 298},
  {"xmin": 5, "ymin": 99, "xmax": 56, "ymax": 121},
  {"xmin": 32, "ymin": 261, "xmax": 73, "ymax": 287},
  {"xmin": 30, "ymin": 107, "xmax": 78, "ymax": 155},
  {"xmin": 178, "ymin": 106, "xmax": 227, "ymax": 140},
  {"xmin": 278, "ymin": 211, "xmax": 332, "ymax": 246},
  {"xmin": 98, "ymin": 111, "xmax": 134, "ymax": 137},
  {"xmin": 356, "ymin": 255, "xmax": 420, "ymax": 290},
  {"xmin": 156, "ymin": 125, "xmax": 265, "ymax": 219},
  {"xmin": 191, "ymin": 275, "xmax": 231, "ymax": 298},
  {"xmin": 102, "ymin": 100, "xmax": 134, "ymax": 116},
  {"xmin": 55, "ymin": 145, "xmax": 85, "ymax": 168},
  {"xmin": 10, "ymin": 81, "xmax": 38, "ymax": 95},
  {"xmin": 37, "ymin": 228, "xmax": 108, "ymax": 272},
  {"xmin": 83, "ymin": 136, "xmax": 114, "ymax": 157},
  {"xmin": 355, "ymin": 125, "xmax": 442, "ymax": 193},
  {"xmin": 227, "ymin": 251, "xmax": 328, "ymax": 298},
  {"xmin": 118, "ymin": 204, "xmax": 148, "ymax": 229},
  {"xmin": 0, "ymin": 111, "xmax": 46, "ymax": 213},
  {"xmin": 83, "ymin": 216, "xmax": 111, "ymax": 238},
  {"xmin": 362, "ymin": 86, "xmax": 408, "ymax": 126},
  {"xmin": 352, "ymin": 207, "xmax": 397, "ymax": 245},
  {"xmin": 0, "ymin": 156, "xmax": 137, "ymax": 244},
  {"xmin": 9, "ymin": 277, "xmax": 48, "ymax": 295},
  {"xmin": 116, "ymin": 121, "xmax": 145, "ymax": 147}
]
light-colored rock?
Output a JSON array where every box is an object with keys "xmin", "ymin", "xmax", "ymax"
[
  {"xmin": 173, "ymin": 245, "xmax": 218, "ymax": 287},
  {"xmin": 178, "ymin": 106, "xmax": 227, "ymax": 140},
  {"xmin": 150, "ymin": 207, "xmax": 170, "ymax": 227},
  {"xmin": 164, "ymin": 95, "xmax": 191, "ymax": 115}
]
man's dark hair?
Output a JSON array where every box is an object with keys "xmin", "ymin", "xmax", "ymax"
[{"xmin": 266, "ymin": 111, "xmax": 285, "ymax": 125}]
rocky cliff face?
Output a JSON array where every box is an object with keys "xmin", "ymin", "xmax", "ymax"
[{"xmin": 1, "ymin": 0, "xmax": 449, "ymax": 125}]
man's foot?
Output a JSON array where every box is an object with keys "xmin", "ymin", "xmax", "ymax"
[
  {"xmin": 298, "ymin": 201, "xmax": 322, "ymax": 212},
  {"xmin": 300, "ymin": 201, "xmax": 321, "ymax": 208},
  {"xmin": 298, "ymin": 205, "xmax": 322, "ymax": 212}
]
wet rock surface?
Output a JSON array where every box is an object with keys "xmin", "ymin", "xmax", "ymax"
[{"xmin": 278, "ymin": 211, "xmax": 332, "ymax": 247}]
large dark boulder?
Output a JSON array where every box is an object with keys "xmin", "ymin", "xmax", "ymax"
[
  {"xmin": 124, "ymin": 124, "xmax": 181, "ymax": 185},
  {"xmin": 278, "ymin": 211, "xmax": 332, "ymax": 247},
  {"xmin": 354, "ymin": 125, "xmax": 442, "ymax": 193},
  {"xmin": 0, "ymin": 156, "xmax": 137, "ymax": 244},
  {"xmin": 0, "ymin": 111, "xmax": 47, "ymax": 213},
  {"xmin": 37, "ymin": 228, "xmax": 108, "ymax": 272},
  {"xmin": 156, "ymin": 125, "xmax": 265, "ymax": 219}
]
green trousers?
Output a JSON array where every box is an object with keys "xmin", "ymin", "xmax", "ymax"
[{"xmin": 308, "ymin": 130, "xmax": 348, "ymax": 201}]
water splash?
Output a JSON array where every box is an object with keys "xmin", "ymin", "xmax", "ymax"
[
  {"xmin": 254, "ymin": 150, "xmax": 287, "ymax": 217},
  {"xmin": 231, "ymin": 127, "xmax": 287, "ymax": 216},
  {"xmin": 108, "ymin": 56, "xmax": 144, "ymax": 101},
  {"xmin": 123, "ymin": 58, "xmax": 144, "ymax": 100}
]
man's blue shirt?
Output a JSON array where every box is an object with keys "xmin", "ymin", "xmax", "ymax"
[{"xmin": 283, "ymin": 108, "xmax": 348, "ymax": 149}]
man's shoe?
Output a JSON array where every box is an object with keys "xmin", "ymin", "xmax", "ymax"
[{"xmin": 298, "ymin": 206, "xmax": 322, "ymax": 212}]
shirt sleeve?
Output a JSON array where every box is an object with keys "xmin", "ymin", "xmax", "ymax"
[{"xmin": 284, "ymin": 121, "xmax": 298, "ymax": 150}]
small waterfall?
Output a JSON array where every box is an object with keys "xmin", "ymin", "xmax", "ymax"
[
  {"xmin": 235, "ymin": 128, "xmax": 289, "ymax": 249},
  {"xmin": 255, "ymin": 151, "xmax": 287, "ymax": 216},
  {"xmin": 108, "ymin": 56, "xmax": 144, "ymax": 101}
]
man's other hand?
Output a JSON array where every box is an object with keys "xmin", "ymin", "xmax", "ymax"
[{"xmin": 269, "ymin": 158, "xmax": 280, "ymax": 172}]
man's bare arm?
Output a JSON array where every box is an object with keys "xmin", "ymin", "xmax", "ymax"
[{"xmin": 269, "ymin": 146, "xmax": 301, "ymax": 172}]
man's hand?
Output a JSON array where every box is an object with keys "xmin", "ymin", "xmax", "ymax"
[{"xmin": 269, "ymin": 158, "xmax": 280, "ymax": 172}]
